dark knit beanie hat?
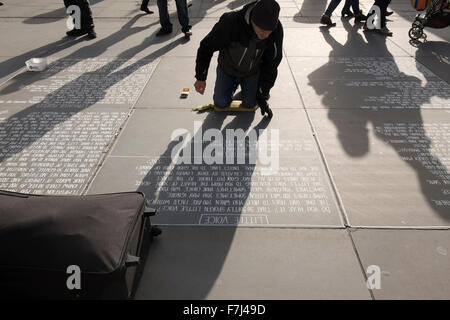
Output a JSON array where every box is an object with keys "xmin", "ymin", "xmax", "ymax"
[{"xmin": 251, "ymin": 0, "xmax": 280, "ymax": 31}]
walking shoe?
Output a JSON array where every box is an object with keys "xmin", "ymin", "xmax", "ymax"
[
  {"xmin": 156, "ymin": 28, "xmax": 172, "ymax": 36},
  {"xmin": 182, "ymin": 26, "xmax": 192, "ymax": 37},
  {"xmin": 320, "ymin": 15, "xmax": 333, "ymax": 26},
  {"xmin": 66, "ymin": 28, "xmax": 88, "ymax": 37},
  {"xmin": 354, "ymin": 12, "xmax": 367, "ymax": 22},
  {"xmin": 341, "ymin": 8, "xmax": 354, "ymax": 17},
  {"xmin": 377, "ymin": 26, "xmax": 393, "ymax": 36},
  {"xmin": 87, "ymin": 28, "xmax": 97, "ymax": 39},
  {"xmin": 140, "ymin": 5, "xmax": 154, "ymax": 14},
  {"xmin": 385, "ymin": 10, "xmax": 394, "ymax": 16}
]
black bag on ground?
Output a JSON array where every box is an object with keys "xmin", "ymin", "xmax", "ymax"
[{"xmin": 0, "ymin": 190, "xmax": 160, "ymax": 299}]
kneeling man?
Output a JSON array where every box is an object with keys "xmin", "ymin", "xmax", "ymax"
[{"xmin": 194, "ymin": 0, "xmax": 283, "ymax": 118}]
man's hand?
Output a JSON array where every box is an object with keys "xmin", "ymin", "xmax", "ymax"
[
  {"xmin": 194, "ymin": 80, "xmax": 206, "ymax": 95},
  {"xmin": 258, "ymin": 99, "xmax": 273, "ymax": 118}
]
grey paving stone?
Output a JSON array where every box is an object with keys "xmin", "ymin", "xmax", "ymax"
[
  {"xmin": 135, "ymin": 57, "xmax": 301, "ymax": 109},
  {"xmin": 308, "ymin": 108, "xmax": 450, "ymax": 227},
  {"xmin": 88, "ymin": 108, "xmax": 343, "ymax": 227},
  {"xmin": 134, "ymin": 227, "xmax": 371, "ymax": 299},
  {"xmin": 413, "ymin": 41, "xmax": 450, "ymax": 84},
  {"xmin": 283, "ymin": 27, "xmax": 409, "ymax": 57},
  {"xmin": 288, "ymin": 56, "xmax": 450, "ymax": 110},
  {"xmin": 109, "ymin": 109, "xmax": 311, "ymax": 157},
  {"xmin": 387, "ymin": 27, "xmax": 450, "ymax": 57},
  {"xmin": 88, "ymin": 155, "xmax": 345, "ymax": 227},
  {"xmin": 289, "ymin": 56, "xmax": 441, "ymax": 81},
  {"xmin": 0, "ymin": 106, "xmax": 129, "ymax": 195},
  {"xmin": 0, "ymin": 57, "xmax": 160, "ymax": 109},
  {"xmin": 351, "ymin": 229, "xmax": 450, "ymax": 299}
]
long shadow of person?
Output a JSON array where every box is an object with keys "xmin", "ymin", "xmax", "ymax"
[
  {"xmin": 0, "ymin": 0, "xmax": 110, "ymax": 82},
  {"xmin": 414, "ymin": 40, "xmax": 450, "ymax": 84},
  {"xmin": 0, "ymin": 0, "xmax": 246, "ymax": 194},
  {"xmin": 135, "ymin": 111, "xmax": 271, "ymax": 299},
  {"xmin": 0, "ymin": 25, "xmax": 188, "ymax": 194},
  {"xmin": 308, "ymin": 18, "xmax": 450, "ymax": 222},
  {"xmin": 0, "ymin": 14, "xmax": 158, "ymax": 95}
]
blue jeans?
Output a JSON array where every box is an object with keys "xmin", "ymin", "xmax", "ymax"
[
  {"xmin": 157, "ymin": 0, "xmax": 191, "ymax": 32},
  {"xmin": 325, "ymin": 0, "xmax": 360, "ymax": 15},
  {"xmin": 213, "ymin": 65, "xmax": 260, "ymax": 109}
]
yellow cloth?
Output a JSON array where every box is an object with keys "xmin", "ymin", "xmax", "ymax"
[{"xmin": 192, "ymin": 100, "xmax": 258, "ymax": 112}]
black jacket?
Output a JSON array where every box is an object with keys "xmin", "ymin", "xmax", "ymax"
[{"xmin": 195, "ymin": 1, "xmax": 283, "ymax": 100}]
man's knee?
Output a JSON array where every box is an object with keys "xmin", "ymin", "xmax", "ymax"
[
  {"xmin": 213, "ymin": 94, "xmax": 231, "ymax": 108},
  {"xmin": 241, "ymin": 96, "xmax": 257, "ymax": 109}
]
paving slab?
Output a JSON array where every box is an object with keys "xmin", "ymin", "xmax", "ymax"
[
  {"xmin": 288, "ymin": 56, "xmax": 450, "ymax": 109},
  {"xmin": 308, "ymin": 108, "xmax": 450, "ymax": 227},
  {"xmin": 387, "ymin": 27, "xmax": 450, "ymax": 57},
  {"xmin": 135, "ymin": 56, "xmax": 302, "ymax": 109},
  {"xmin": 0, "ymin": 106, "xmax": 129, "ymax": 195},
  {"xmin": 413, "ymin": 40, "xmax": 450, "ymax": 84},
  {"xmin": 88, "ymin": 108, "xmax": 343, "ymax": 227},
  {"xmin": 135, "ymin": 227, "xmax": 371, "ymax": 299},
  {"xmin": 351, "ymin": 229, "xmax": 450, "ymax": 299},
  {"xmin": 0, "ymin": 57, "xmax": 160, "ymax": 109},
  {"xmin": 283, "ymin": 26, "xmax": 409, "ymax": 57}
]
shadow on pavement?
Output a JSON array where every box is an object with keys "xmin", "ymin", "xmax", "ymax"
[
  {"xmin": 414, "ymin": 40, "xmax": 450, "ymax": 83},
  {"xmin": 307, "ymin": 18, "xmax": 449, "ymax": 221},
  {"xmin": 136, "ymin": 112, "xmax": 271, "ymax": 299},
  {"xmin": 0, "ymin": 14, "xmax": 186, "ymax": 165}
]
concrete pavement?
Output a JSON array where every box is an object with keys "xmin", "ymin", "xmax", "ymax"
[{"xmin": 0, "ymin": 0, "xmax": 449, "ymax": 299}]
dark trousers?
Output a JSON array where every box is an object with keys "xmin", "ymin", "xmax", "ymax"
[
  {"xmin": 156, "ymin": 0, "xmax": 190, "ymax": 32},
  {"xmin": 368, "ymin": 0, "xmax": 391, "ymax": 27},
  {"xmin": 325, "ymin": 0, "xmax": 361, "ymax": 16},
  {"xmin": 64, "ymin": 0, "xmax": 94, "ymax": 30},
  {"xmin": 213, "ymin": 65, "xmax": 260, "ymax": 109},
  {"xmin": 141, "ymin": 0, "xmax": 149, "ymax": 6}
]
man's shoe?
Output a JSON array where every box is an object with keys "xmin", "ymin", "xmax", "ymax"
[
  {"xmin": 87, "ymin": 28, "xmax": 97, "ymax": 39},
  {"xmin": 385, "ymin": 10, "xmax": 394, "ymax": 16},
  {"xmin": 377, "ymin": 26, "xmax": 393, "ymax": 36},
  {"xmin": 156, "ymin": 28, "xmax": 172, "ymax": 36},
  {"xmin": 354, "ymin": 12, "xmax": 367, "ymax": 22},
  {"xmin": 320, "ymin": 15, "xmax": 333, "ymax": 26},
  {"xmin": 341, "ymin": 8, "xmax": 354, "ymax": 17},
  {"xmin": 66, "ymin": 29, "xmax": 88, "ymax": 37},
  {"xmin": 140, "ymin": 5, "xmax": 154, "ymax": 14},
  {"xmin": 182, "ymin": 26, "xmax": 192, "ymax": 37}
]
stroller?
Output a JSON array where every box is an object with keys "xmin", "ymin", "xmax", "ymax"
[{"xmin": 409, "ymin": 0, "xmax": 450, "ymax": 40}]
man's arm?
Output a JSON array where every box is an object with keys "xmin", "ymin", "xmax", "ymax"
[
  {"xmin": 195, "ymin": 14, "xmax": 233, "ymax": 82},
  {"xmin": 257, "ymin": 24, "xmax": 283, "ymax": 101}
]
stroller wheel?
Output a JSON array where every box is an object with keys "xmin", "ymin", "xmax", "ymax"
[{"xmin": 408, "ymin": 26, "xmax": 423, "ymax": 40}]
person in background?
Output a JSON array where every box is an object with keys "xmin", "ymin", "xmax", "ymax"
[
  {"xmin": 64, "ymin": 0, "xmax": 96, "ymax": 39},
  {"xmin": 320, "ymin": 0, "xmax": 367, "ymax": 26},
  {"xmin": 363, "ymin": 0, "xmax": 393, "ymax": 36},
  {"xmin": 140, "ymin": 0, "xmax": 154, "ymax": 14},
  {"xmin": 155, "ymin": 0, "xmax": 192, "ymax": 37},
  {"xmin": 341, "ymin": 0, "xmax": 393, "ymax": 17}
]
